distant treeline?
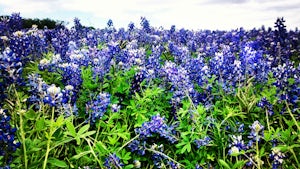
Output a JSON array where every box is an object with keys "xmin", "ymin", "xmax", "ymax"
[
  {"xmin": 1, "ymin": 15, "xmax": 95, "ymax": 30},
  {"xmin": 22, "ymin": 17, "xmax": 66, "ymax": 29}
]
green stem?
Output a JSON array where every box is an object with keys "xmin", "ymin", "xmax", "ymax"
[
  {"xmin": 266, "ymin": 109, "xmax": 270, "ymax": 131},
  {"xmin": 256, "ymin": 140, "xmax": 261, "ymax": 169},
  {"xmin": 43, "ymin": 106, "xmax": 55, "ymax": 169},
  {"xmin": 85, "ymin": 138, "xmax": 102, "ymax": 167},
  {"xmin": 146, "ymin": 148, "xmax": 184, "ymax": 168},
  {"xmin": 243, "ymin": 154, "xmax": 258, "ymax": 168},
  {"xmin": 19, "ymin": 110, "xmax": 28, "ymax": 169},
  {"xmin": 117, "ymin": 134, "xmax": 140, "ymax": 152},
  {"xmin": 13, "ymin": 85, "xmax": 28, "ymax": 169},
  {"xmin": 290, "ymin": 148, "xmax": 300, "ymax": 168},
  {"xmin": 285, "ymin": 101, "xmax": 300, "ymax": 132}
]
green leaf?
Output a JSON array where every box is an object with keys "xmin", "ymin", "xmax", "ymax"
[
  {"xmin": 180, "ymin": 142, "xmax": 191, "ymax": 154},
  {"xmin": 108, "ymin": 135, "xmax": 118, "ymax": 145},
  {"xmin": 76, "ymin": 137, "xmax": 81, "ymax": 145},
  {"xmin": 260, "ymin": 147, "xmax": 265, "ymax": 156},
  {"xmin": 78, "ymin": 124, "xmax": 90, "ymax": 135},
  {"xmin": 96, "ymin": 141, "xmax": 108, "ymax": 153},
  {"xmin": 48, "ymin": 157, "xmax": 68, "ymax": 168},
  {"xmin": 71, "ymin": 151, "xmax": 92, "ymax": 160},
  {"xmin": 80, "ymin": 131, "xmax": 96, "ymax": 138},
  {"xmin": 55, "ymin": 115, "xmax": 64, "ymax": 127},
  {"xmin": 116, "ymin": 132, "xmax": 130, "ymax": 140},
  {"xmin": 36, "ymin": 118, "xmax": 46, "ymax": 131},
  {"xmin": 218, "ymin": 159, "xmax": 231, "ymax": 169},
  {"xmin": 66, "ymin": 121, "xmax": 76, "ymax": 137},
  {"xmin": 124, "ymin": 164, "xmax": 134, "ymax": 169},
  {"xmin": 24, "ymin": 109, "xmax": 36, "ymax": 120},
  {"xmin": 232, "ymin": 160, "xmax": 247, "ymax": 169}
]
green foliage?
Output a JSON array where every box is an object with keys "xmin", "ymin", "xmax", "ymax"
[
  {"xmin": 2, "ymin": 48, "xmax": 300, "ymax": 169},
  {"xmin": 126, "ymin": 86, "xmax": 172, "ymax": 127},
  {"xmin": 76, "ymin": 65, "xmax": 100, "ymax": 116}
]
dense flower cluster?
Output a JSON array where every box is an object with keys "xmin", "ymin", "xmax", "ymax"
[
  {"xmin": 248, "ymin": 120, "xmax": 264, "ymax": 142},
  {"xmin": 194, "ymin": 136, "xmax": 212, "ymax": 149},
  {"xmin": 0, "ymin": 108, "xmax": 20, "ymax": 168},
  {"xmin": 258, "ymin": 97, "xmax": 274, "ymax": 116},
  {"xmin": 103, "ymin": 153, "xmax": 123, "ymax": 169},
  {"xmin": 43, "ymin": 84, "xmax": 63, "ymax": 107},
  {"xmin": 0, "ymin": 48, "xmax": 24, "ymax": 102},
  {"xmin": 228, "ymin": 135, "xmax": 246, "ymax": 155},
  {"xmin": 269, "ymin": 148, "xmax": 286, "ymax": 169},
  {"xmin": 86, "ymin": 92, "xmax": 111, "ymax": 124},
  {"xmin": 134, "ymin": 114, "xmax": 177, "ymax": 143}
]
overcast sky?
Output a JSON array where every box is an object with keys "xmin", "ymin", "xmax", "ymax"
[{"xmin": 0, "ymin": 0, "xmax": 299, "ymax": 31}]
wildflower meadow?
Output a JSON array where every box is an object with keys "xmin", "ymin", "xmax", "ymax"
[{"xmin": 0, "ymin": 13, "xmax": 299, "ymax": 169}]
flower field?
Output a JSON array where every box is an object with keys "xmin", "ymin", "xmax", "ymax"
[{"xmin": 0, "ymin": 13, "xmax": 299, "ymax": 169}]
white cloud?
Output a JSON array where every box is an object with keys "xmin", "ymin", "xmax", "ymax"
[{"xmin": 0, "ymin": 0, "xmax": 299, "ymax": 30}]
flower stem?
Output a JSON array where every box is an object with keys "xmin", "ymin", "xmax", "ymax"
[
  {"xmin": 19, "ymin": 110, "xmax": 28, "ymax": 169},
  {"xmin": 266, "ymin": 109, "xmax": 270, "ymax": 131},
  {"xmin": 43, "ymin": 106, "xmax": 55, "ymax": 169},
  {"xmin": 13, "ymin": 85, "xmax": 28, "ymax": 169},
  {"xmin": 117, "ymin": 134, "xmax": 140, "ymax": 152},
  {"xmin": 285, "ymin": 101, "xmax": 300, "ymax": 132},
  {"xmin": 85, "ymin": 138, "xmax": 102, "ymax": 167},
  {"xmin": 146, "ymin": 148, "xmax": 185, "ymax": 168},
  {"xmin": 256, "ymin": 140, "xmax": 261, "ymax": 169}
]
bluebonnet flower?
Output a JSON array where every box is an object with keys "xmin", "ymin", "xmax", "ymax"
[
  {"xmin": 269, "ymin": 148, "xmax": 286, "ymax": 169},
  {"xmin": 128, "ymin": 22, "xmax": 135, "ymax": 31},
  {"xmin": 150, "ymin": 143, "xmax": 180, "ymax": 169},
  {"xmin": 195, "ymin": 164, "xmax": 203, "ymax": 169},
  {"xmin": 0, "ymin": 108, "xmax": 21, "ymax": 167},
  {"xmin": 74, "ymin": 18, "xmax": 83, "ymax": 31},
  {"xmin": 107, "ymin": 19, "xmax": 113, "ymax": 27},
  {"xmin": 194, "ymin": 136, "xmax": 211, "ymax": 149},
  {"xmin": 7, "ymin": 13, "xmax": 22, "ymax": 33},
  {"xmin": 228, "ymin": 122, "xmax": 245, "ymax": 133},
  {"xmin": 51, "ymin": 29, "xmax": 71, "ymax": 59},
  {"xmin": 86, "ymin": 92, "xmax": 111, "ymax": 124},
  {"xmin": 26, "ymin": 73, "xmax": 49, "ymax": 109},
  {"xmin": 131, "ymin": 69, "xmax": 147, "ymax": 94},
  {"xmin": 60, "ymin": 103, "xmax": 78, "ymax": 117},
  {"xmin": 168, "ymin": 42, "xmax": 190, "ymax": 65},
  {"xmin": 272, "ymin": 62, "xmax": 299, "ymax": 112},
  {"xmin": 162, "ymin": 61, "xmax": 195, "ymax": 111},
  {"xmin": 133, "ymin": 160, "xmax": 141, "ymax": 168},
  {"xmin": 0, "ymin": 47, "xmax": 24, "ymax": 89},
  {"xmin": 43, "ymin": 84, "xmax": 63, "ymax": 107},
  {"xmin": 126, "ymin": 48, "xmax": 146, "ymax": 68},
  {"xmin": 140, "ymin": 17, "xmax": 151, "ymax": 33},
  {"xmin": 110, "ymin": 104, "xmax": 120, "ymax": 113},
  {"xmin": 228, "ymin": 135, "xmax": 246, "ymax": 156},
  {"xmin": 241, "ymin": 42, "xmax": 271, "ymax": 82},
  {"xmin": 258, "ymin": 97, "xmax": 274, "ymax": 116},
  {"xmin": 134, "ymin": 114, "xmax": 177, "ymax": 143},
  {"xmin": 248, "ymin": 121, "xmax": 264, "ymax": 142},
  {"xmin": 128, "ymin": 140, "xmax": 146, "ymax": 156},
  {"xmin": 9, "ymin": 30, "xmax": 31, "ymax": 62},
  {"xmin": 58, "ymin": 62, "xmax": 82, "ymax": 95},
  {"xmin": 91, "ymin": 47, "xmax": 113, "ymax": 80},
  {"xmin": 103, "ymin": 153, "xmax": 124, "ymax": 169}
]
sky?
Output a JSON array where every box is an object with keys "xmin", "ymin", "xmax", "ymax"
[{"xmin": 0, "ymin": 0, "xmax": 299, "ymax": 31}]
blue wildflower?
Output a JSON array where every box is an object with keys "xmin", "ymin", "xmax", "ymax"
[
  {"xmin": 43, "ymin": 84, "xmax": 63, "ymax": 107},
  {"xmin": 248, "ymin": 121, "xmax": 264, "ymax": 142},
  {"xmin": 86, "ymin": 92, "xmax": 111, "ymax": 124},
  {"xmin": 194, "ymin": 136, "xmax": 211, "ymax": 149},
  {"xmin": 103, "ymin": 153, "xmax": 123, "ymax": 169},
  {"xmin": 0, "ymin": 108, "xmax": 21, "ymax": 167},
  {"xmin": 269, "ymin": 148, "xmax": 286, "ymax": 169}
]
